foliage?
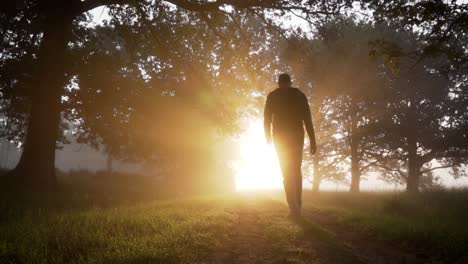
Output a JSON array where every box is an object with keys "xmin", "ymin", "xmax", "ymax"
[
  {"xmin": 365, "ymin": 0, "xmax": 468, "ymax": 71},
  {"xmin": 0, "ymin": 0, "xmax": 467, "ymax": 192},
  {"xmin": 0, "ymin": 0, "xmax": 350, "ymax": 190},
  {"xmin": 282, "ymin": 18, "xmax": 391, "ymax": 189},
  {"xmin": 369, "ymin": 32, "xmax": 468, "ymax": 188}
]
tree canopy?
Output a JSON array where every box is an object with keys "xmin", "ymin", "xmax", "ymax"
[{"xmin": 0, "ymin": 0, "xmax": 467, "ymax": 193}]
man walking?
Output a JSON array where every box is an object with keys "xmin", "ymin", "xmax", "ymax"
[{"xmin": 264, "ymin": 74, "xmax": 316, "ymax": 217}]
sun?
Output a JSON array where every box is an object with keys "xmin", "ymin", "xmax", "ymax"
[{"xmin": 233, "ymin": 120, "xmax": 284, "ymax": 191}]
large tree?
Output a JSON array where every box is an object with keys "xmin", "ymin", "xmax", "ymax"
[
  {"xmin": 0, "ymin": 0, "xmax": 347, "ymax": 190},
  {"xmin": 369, "ymin": 43, "xmax": 468, "ymax": 193}
]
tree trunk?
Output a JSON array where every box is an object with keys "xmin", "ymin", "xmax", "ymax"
[
  {"xmin": 106, "ymin": 154, "xmax": 113, "ymax": 173},
  {"xmin": 405, "ymin": 96, "xmax": 421, "ymax": 193},
  {"xmin": 349, "ymin": 143, "xmax": 360, "ymax": 192},
  {"xmin": 6, "ymin": 7, "xmax": 73, "ymax": 191},
  {"xmin": 406, "ymin": 130, "xmax": 420, "ymax": 193},
  {"xmin": 349, "ymin": 99, "xmax": 361, "ymax": 193},
  {"xmin": 312, "ymin": 151, "xmax": 320, "ymax": 192}
]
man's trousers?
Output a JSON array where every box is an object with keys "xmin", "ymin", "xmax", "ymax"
[{"xmin": 273, "ymin": 133, "xmax": 304, "ymax": 209}]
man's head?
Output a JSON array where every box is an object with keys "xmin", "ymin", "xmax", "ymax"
[{"xmin": 278, "ymin": 73, "xmax": 292, "ymax": 88}]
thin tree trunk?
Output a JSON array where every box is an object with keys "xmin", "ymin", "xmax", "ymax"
[
  {"xmin": 6, "ymin": 7, "xmax": 72, "ymax": 191},
  {"xmin": 406, "ymin": 97, "xmax": 421, "ymax": 193},
  {"xmin": 349, "ymin": 98, "xmax": 361, "ymax": 193},
  {"xmin": 106, "ymin": 154, "xmax": 113, "ymax": 173},
  {"xmin": 406, "ymin": 129, "xmax": 420, "ymax": 193},
  {"xmin": 349, "ymin": 141, "xmax": 360, "ymax": 192},
  {"xmin": 312, "ymin": 151, "xmax": 320, "ymax": 192}
]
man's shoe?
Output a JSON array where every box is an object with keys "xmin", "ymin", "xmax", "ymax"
[
  {"xmin": 295, "ymin": 207, "xmax": 302, "ymax": 217},
  {"xmin": 288, "ymin": 205, "xmax": 301, "ymax": 219}
]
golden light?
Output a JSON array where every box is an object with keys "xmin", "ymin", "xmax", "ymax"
[{"xmin": 233, "ymin": 120, "xmax": 284, "ymax": 191}]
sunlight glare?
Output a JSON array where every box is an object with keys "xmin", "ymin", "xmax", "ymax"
[{"xmin": 234, "ymin": 120, "xmax": 283, "ymax": 191}]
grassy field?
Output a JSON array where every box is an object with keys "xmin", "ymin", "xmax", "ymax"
[
  {"xmin": 303, "ymin": 191, "xmax": 468, "ymax": 263},
  {"xmin": 0, "ymin": 197, "xmax": 232, "ymax": 263},
  {"xmin": 1, "ymin": 176, "xmax": 468, "ymax": 263}
]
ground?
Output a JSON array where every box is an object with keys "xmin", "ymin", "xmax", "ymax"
[
  {"xmin": 210, "ymin": 195, "xmax": 424, "ymax": 264},
  {"xmin": 1, "ymin": 180, "xmax": 468, "ymax": 263}
]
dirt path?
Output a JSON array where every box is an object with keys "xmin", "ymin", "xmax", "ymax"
[
  {"xmin": 213, "ymin": 207, "xmax": 278, "ymax": 263},
  {"xmin": 210, "ymin": 198, "xmax": 331, "ymax": 264},
  {"xmin": 209, "ymin": 198, "xmax": 424, "ymax": 264},
  {"xmin": 210, "ymin": 199, "xmax": 360, "ymax": 264}
]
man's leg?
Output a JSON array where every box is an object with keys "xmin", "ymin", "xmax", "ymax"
[
  {"xmin": 295, "ymin": 172, "xmax": 303, "ymax": 210},
  {"xmin": 292, "ymin": 144, "xmax": 304, "ymax": 214},
  {"xmin": 274, "ymin": 139, "xmax": 297, "ymax": 212},
  {"xmin": 283, "ymin": 169, "xmax": 298, "ymax": 212},
  {"xmin": 283, "ymin": 151, "xmax": 301, "ymax": 216},
  {"xmin": 282, "ymin": 155, "xmax": 297, "ymax": 211}
]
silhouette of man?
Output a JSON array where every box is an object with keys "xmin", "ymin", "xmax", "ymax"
[{"xmin": 264, "ymin": 74, "xmax": 316, "ymax": 217}]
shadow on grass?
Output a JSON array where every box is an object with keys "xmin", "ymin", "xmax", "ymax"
[
  {"xmin": 292, "ymin": 216, "xmax": 365, "ymax": 264},
  {"xmin": 105, "ymin": 256, "xmax": 180, "ymax": 264},
  {"xmin": 0, "ymin": 253, "xmax": 22, "ymax": 264},
  {"xmin": 302, "ymin": 190, "xmax": 468, "ymax": 263}
]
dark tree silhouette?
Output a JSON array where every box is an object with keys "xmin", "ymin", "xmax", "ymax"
[
  {"xmin": 370, "ymin": 40, "xmax": 468, "ymax": 193},
  {"xmin": 366, "ymin": 0, "xmax": 468, "ymax": 71},
  {"xmin": 0, "ymin": 0, "xmax": 346, "ymax": 190},
  {"xmin": 278, "ymin": 16, "xmax": 467, "ymax": 192},
  {"xmin": 283, "ymin": 18, "xmax": 388, "ymax": 192}
]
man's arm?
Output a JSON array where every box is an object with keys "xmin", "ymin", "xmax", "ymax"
[
  {"xmin": 303, "ymin": 95, "xmax": 316, "ymax": 154},
  {"xmin": 264, "ymin": 94, "xmax": 273, "ymax": 144}
]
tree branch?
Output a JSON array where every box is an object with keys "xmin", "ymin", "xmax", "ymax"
[
  {"xmin": 421, "ymin": 164, "xmax": 455, "ymax": 173},
  {"xmin": 77, "ymin": 0, "xmax": 341, "ymax": 16},
  {"xmin": 371, "ymin": 161, "xmax": 407, "ymax": 179},
  {"xmin": 78, "ymin": 0, "xmax": 131, "ymax": 14}
]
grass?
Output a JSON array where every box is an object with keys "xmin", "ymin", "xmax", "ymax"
[
  {"xmin": 0, "ymin": 173, "xmax": 238, "ymax": 264},
  {"xmin": 253, "ymin": 199, "xmax": 308, "ymax": 263},
  {"xmin": 1, "ymin": 175, "xmax": 468, "ymax": 263},
  {"xmin": 0, "ymin": 197, "xmax": 235, "ymax": 264},
  {"xmin": 303, "ymin": 190, "xmax": 468, "ymax": 263},
  {"xmin": 0, "ymin": 185, "xmax": 330, "ymax": 264},
  {"xmin": 0, "ymin": 173, "xmax": 305, "ymax": 264}
]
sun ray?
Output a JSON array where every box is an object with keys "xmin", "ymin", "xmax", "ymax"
[{"xmin": 234, "ymin": 120, "xmax": 283, "ymax": 191}]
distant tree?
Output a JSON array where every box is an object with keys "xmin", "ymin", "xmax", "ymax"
[
  {"xmin": 282, "ymin": 37, "xmax": 349, "ymax": 191},
  {"xmin": 307, "ymin": 98, "xmax": 348, "ymax": 191},
  {"xmin": 285, "ymin": 14, "xmax": 468, "ymax": 192},
  {"xmin": 351, "ymin": 1, "xmax": 468, "ymax": 191},
  {"xmin": 284, "ymin": 18, "xmax": 389, "ymax": 192},
  {"xmin": 368, "ymin": 34, "xmax": 468, "ymax": 192}
]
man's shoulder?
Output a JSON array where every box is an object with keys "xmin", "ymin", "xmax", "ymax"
[
  {"xmin": 291, "ymin": 87, "xmax": 307, "ymax": 98},
  {"xmin": 267, "ymin": 88, "xmax": 281, "ymax": 97},
  {"xmin": 291, "ymin": 87, "xmax": 304, "ymax": 93},
  {"xmin": 268, "ymin": 87, "xmax": 306, "ymax": 98}
]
